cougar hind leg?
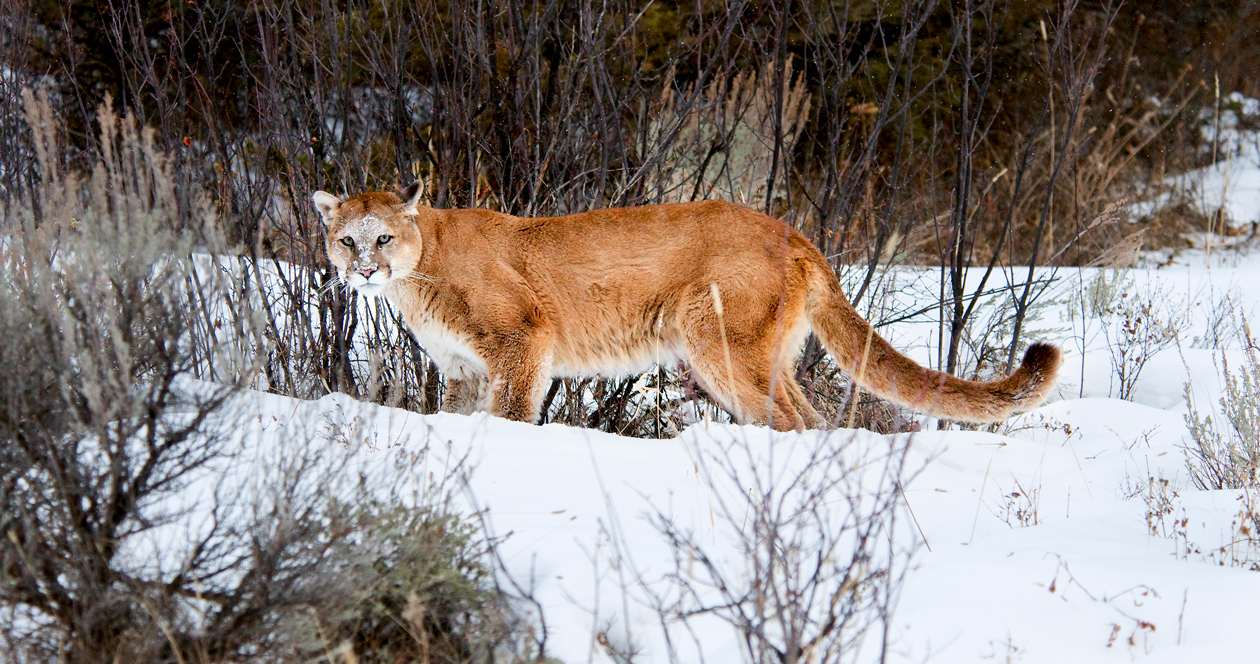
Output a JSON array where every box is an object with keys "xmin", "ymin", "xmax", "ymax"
[
  {"xmin": 676, "ymin": 284, "xmax": 816, "ymax": 432},
  {"xmin": 780, "ymin": 368, "xmax": 825, "ymax": 429},
  {"xmin": 682, "ymin": 332, "xmax": 807, "ymax": 432}
]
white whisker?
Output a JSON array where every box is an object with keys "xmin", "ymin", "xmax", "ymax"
[
  {"xmin": 406, "ymin": 271, "xmax": 437, "ymax": 283},
  {"xmin": 400, "ymin": 272, "xmax": 439, "ymax": 287},
  {"xmin": 316, "ymin": 277, "xmax": 343, "ymax": 298}
]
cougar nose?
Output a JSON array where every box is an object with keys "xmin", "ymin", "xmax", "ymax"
[{"xmin": 358, "ymin": 268, "xmax": 376, "ymax": 278}]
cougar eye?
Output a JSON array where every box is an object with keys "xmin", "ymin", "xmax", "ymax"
[
  {"xmin": 377, "ymin": 235, "xmax": 393, "ymax": 246},
  {"xmin": 339, "ymin": 236, "xmax": 355, "ymax": 248}
]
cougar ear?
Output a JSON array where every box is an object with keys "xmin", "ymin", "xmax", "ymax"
[
  {"xmin": 312, "ymin": 190, "xmax": 341, "ymax": 225},
  {"xmin": 399, "ymin": 179, "xmax": 425, "ymax": 212}
]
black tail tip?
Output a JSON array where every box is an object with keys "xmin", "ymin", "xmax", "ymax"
[{"xmin": 1019, "ymin": 342, "xmax": 1062, "ymax": 376}]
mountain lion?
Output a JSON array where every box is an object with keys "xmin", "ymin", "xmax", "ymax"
[{"xmin": 312, "ymin": 183, "xmax": 1060, "ymax": 431}]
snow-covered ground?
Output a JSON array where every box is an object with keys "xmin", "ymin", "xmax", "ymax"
[
  {"xmin": 183, "ymin": 114, "xmax": 1260, "ymax": 663},
  {"xmin": 75, "ymin": 97, "xmax": 1260, "ymax": 663},
  {"xmin": 1181, "ymin": 93, "xmax": 1260, "ymax": 230},
  {"xmin": 189, "ymin": 251, "xmax": 1260, "ymax": 663}
]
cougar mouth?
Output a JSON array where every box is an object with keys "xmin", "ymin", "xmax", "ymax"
[{"xmin": 345, "ymin": 268, "xmax": 392, "ymax": 296}]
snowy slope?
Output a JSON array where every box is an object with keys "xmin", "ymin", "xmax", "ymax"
[
  {"xmin": 214, "ymin": 370, "xmax": 1260, "ymax": 663},
  {"xmin": 148, "ymin": 115, "xmax": 1260, "ymax": 662},
  {"xmin": 197, "ymin": 243, "xmax": 1260, "ymax": 662}
]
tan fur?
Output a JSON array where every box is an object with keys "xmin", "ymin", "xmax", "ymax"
[{"xmin": 313, "ymin": 185, "xmax": 1061, "ymax": 432}]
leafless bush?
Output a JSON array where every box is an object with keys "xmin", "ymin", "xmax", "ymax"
[
  {"xmin": 1132, "ymin": 469, "xmax": 1260, "ymax": 572},
  {"xmin": 1102, "ymin": 280, "xmax": 1190, "ymax": 401},
  {"xmin": 0, "ymin": 93, "xmax": 533, "ymax": 663},
  {"xmin": 630, "ymin": 430, "xmax": 921, "ymax": 663},
  {"xmin": 1133, "ymin": 310, "xmax": 1260, "ymax": 571},
  {"xmin": 991, "ymin": 478, "xmax": 1041, "ymax": 528},
  {"xmin": 930, "ymin": 1, "xmax": 1176, "ymax": 377},
  {"xmin": 1215, "ymin": 489, "xmax": 1260, "ymax": 571},
  {"xmin": 1190, "ymin": 287, "xmax": 1243, "ymax": 350},
  {"xmin": 1124, "ymin": 471, "xmax": 1197, "ymax": 566},
  {"xmin": 1138, "ymin": 472, "xmax": 1187, "ymax": 542}
]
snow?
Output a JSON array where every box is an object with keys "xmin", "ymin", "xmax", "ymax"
[
  {"xmin": 1184, "ymin": 93, "xmax": 1260, "ymax": 229},
  {"xmin": 1174, "ymin": 149, "xmax": 1260, "ymax": 231},
  {"xmin": 99, "ymin": 100, "xmax": 1260, "ymax": 662},
  {"xmin": 201, "ymin": 354, "xmax": 1260, "ymax": 663},
  {"xmin": 163, "ymin": 247, "xmax": 1260, "ymax": 662}
]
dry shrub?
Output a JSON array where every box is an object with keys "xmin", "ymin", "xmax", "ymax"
[
  {"xmin": 649, "ymin": 57, "xmax": 811, "ymax": 211},
  {"xmin": 285, "ymin": 499, "xmax": 528, "ymax": 664},
  {"xmin": 1135, "ymin": 472, "xmax": 1260, "ymax": 572},
  {"xmin": 1103, "ymin": 283, "xmax": 1190, "ymax": 401},
  {"xmin": 1184, "ymin": 320, "xmax": 1260, "ymax": 491},
  {"xmin": 793, "ymin": 355, "xmax": 919, "ymax": 434},
  {"xmin": 0, "ymin": 93, "xmax": 535, "ymax": 663},
  {"xmin": 1174, "ymin": 316, "xmax": 1260, "ymax": 570},
  {"xmin": 0, "ymin": 90, "xmax": 257, "ymax": 661}
]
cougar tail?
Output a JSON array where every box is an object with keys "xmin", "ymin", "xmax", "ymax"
[{"xmin": 805, "ymin": 263, "xmax": 1060, "ymax": 423}]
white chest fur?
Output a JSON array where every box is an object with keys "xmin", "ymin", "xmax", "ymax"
[
  {"xmin": 404, "ymin": 318, "xmax": 487, "ymax": 378},
  {"xmin": 378, "ymin": 285, "xmax": 486, "ymax": 378}
]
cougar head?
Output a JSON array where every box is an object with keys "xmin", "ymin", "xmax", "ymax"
[{"xmin": 312, "ymin": 181, "xmax": 426, "ymax": 297}]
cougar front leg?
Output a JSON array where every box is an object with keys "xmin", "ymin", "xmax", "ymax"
[
  {"xmin": 482, "ymin": 336, "xmax": 552, "ymax": 424},
  {"xmin": 441, "ymin": 374, "xmax": 487, "ymax": 415}
]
